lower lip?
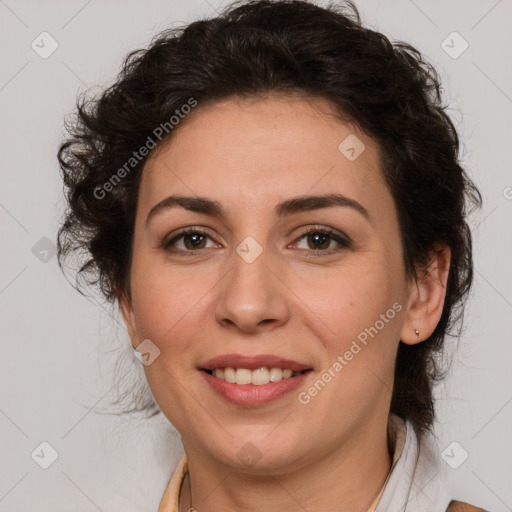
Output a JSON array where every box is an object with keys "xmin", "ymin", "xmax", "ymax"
[{"xmin": 200, "ymin": 370, "xmax": 311, "ymax": 407}]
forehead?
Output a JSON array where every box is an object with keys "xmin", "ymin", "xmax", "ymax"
[{"xmin": 139, "ymin": 94, "xmax": 391, "ymax": 218}]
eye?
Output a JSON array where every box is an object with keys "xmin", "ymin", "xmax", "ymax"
[
  {"xmin": 292, "ymin": 226, "xmax": 351, "ymax": 256},
  {"xmin": 161, "ymin": 225, "xmax": 351, "ymax": 257},
  {"xmin": 162, "ymin": 227, "xmax": 219, "ymax": 255}
]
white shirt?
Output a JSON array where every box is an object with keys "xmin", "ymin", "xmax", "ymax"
[{"xmin": 158, "ymin": 414, "xmax": 452, "ymax": 512}]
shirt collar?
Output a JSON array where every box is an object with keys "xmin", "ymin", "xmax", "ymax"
[{"xmin": 158, "ymin": 414, "xmax": 448, "ymax": 512}]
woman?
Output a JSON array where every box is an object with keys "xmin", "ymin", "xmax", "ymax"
[{"xmin": 57, "ymin": 0, "xmax": 485, "ymax": 510}]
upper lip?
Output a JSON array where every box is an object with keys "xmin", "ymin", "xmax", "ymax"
[{"xmin": 199, "ymin": 354, "xmax": 312, "ymax": 372}]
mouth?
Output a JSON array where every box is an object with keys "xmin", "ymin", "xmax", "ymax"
[
  {"xmin": 198, "ymin": 354, "xmax": 313, "ymax": 406},
  {"xmin": 203, "ymin": 367, "xmax": 307, "ymax": 385}
]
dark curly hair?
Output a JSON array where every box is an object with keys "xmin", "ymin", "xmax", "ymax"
[{"xmin": 57, "ymin": 0, "xmax": 481, "ymax": 436}]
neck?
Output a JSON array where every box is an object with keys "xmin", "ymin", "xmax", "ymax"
[{"xmin": 178, "ymin": 421, "xmax": 392, "ymax": 512}]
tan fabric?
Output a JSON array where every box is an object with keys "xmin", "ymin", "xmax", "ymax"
[
  {"xmin": 157, "ymin": 421, "xmax": 485, "ymax": 512},
  {"xmin": 446, "ymin": 501, "xmax": 488, "ymax": 512},
  {"xmin": 158, "ymin": 456, "xmax": 187, "ymax": 512},
  {"xmin": 159, "ymin": 416, "xmax": 407, "ymax": 512},
  {"xmin": 159, "ymin": 455, "xmax": 392, "ymax": 512}
]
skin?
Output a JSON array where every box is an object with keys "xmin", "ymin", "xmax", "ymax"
[{"xmin": 120, "ymin": 93, "xmax": 450, "ymax": 512}]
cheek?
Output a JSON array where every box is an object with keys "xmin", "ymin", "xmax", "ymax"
[
  {"xmin": 291, "ymin": 258, "xmax": 401, "ymax": 344},
  {"xmin": 129, "ymin": 256, "xmax": 221, "ymax": 350}
]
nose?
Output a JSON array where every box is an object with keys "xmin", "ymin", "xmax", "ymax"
[{"xmin": 215, "ymin": 242, "xmax": 290, "ymax": 334}]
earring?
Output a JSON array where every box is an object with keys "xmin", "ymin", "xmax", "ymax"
[{"xmin": 414, "ymin": 329, "xmax": 421, "ymax": 342}]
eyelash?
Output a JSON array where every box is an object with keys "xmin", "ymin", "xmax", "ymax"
[{"xmin": 162, "ymin": 226, "xmax": 352, "ymax": 257}]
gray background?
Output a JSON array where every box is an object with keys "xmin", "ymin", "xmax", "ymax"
[{"xmin": 1, "ymin": 0, "xmax": 511, "ymax": 510}]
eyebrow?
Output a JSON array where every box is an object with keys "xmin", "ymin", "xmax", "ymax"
[{"xmin": 145, "ymin": 193, "xmax": 370, "ymax": 227}]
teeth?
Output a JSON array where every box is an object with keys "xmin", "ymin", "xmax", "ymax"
[
  {"xmin": 251, "ymin": 367, "xmax": 269, "ymax": 385},
  {"xmin": 223, "ymin": 367, "xmax": 236, "ymax": 383},
  {"xmin": 269, "ymin": 368, "xmax": 283, "ymax": 382},
  {"xmin": 235, "ymin": 368, "xmax": 252, "ymax": 385},
  {"xmin": 282, "ymin": 369, "xmax": 293, "ymax": 379},
  {"xmin": 209, "ymin": 367, "xmax": 302, "ymax": 385}
]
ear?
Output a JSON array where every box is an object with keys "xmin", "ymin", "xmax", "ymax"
[
  {"xmin": 400, "ymin": 243, "xmax": 451, "ymax": 345},
  {"xmin": 118, "ymin": 292, "xmax": 139, "ymax": 348}
]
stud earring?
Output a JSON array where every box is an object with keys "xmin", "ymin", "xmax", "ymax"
[{"xmin": 414, "ymin": 329, "xmax": 421, "ymax": 342}]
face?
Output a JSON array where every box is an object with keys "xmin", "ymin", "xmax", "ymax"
[{"xmin": 121, "ymin": 94, "xmax": 420, "ymax": 473}]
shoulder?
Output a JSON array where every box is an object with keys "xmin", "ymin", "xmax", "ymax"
[{"xmin": 446, "ymin": 500, "xmax": 489, "ymax": 512}]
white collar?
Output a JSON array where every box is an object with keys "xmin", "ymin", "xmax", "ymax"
[
  {"xmin": 159, "ymin": 415, "xmax": 452, "ymax": 512},
  {"xmin": 375, "ymin": 415, "xmax": 451, "ymax": 512}
]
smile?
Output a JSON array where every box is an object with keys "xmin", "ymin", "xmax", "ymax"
[{"xmin": 205, "ymin": 367, "xmax": 305, "ymax": 385}]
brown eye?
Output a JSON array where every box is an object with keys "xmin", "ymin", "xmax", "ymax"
[
  {"xmin": 182, "ymin": 232, "xmax": 207, "ymax": 250},
  {"xmin": 293, "ymin": 226, "xmax": 351, "ymax": 255},
  {"xmin": 306, "ymin": 232, "xmax": 331, "ymax": 250},
  {"xmin": 163, "ymin": 227, "xmax": 219, "ymax": 255}
]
